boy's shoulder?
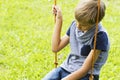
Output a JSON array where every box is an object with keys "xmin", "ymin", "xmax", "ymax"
[{"xmin": 70, "ymin": 20, "xmax": 76, "ymax": 29}]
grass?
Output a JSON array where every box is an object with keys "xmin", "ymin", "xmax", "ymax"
[{"xmin": 0, "ymin": 0, "xmax": 120, "ymax": 80}]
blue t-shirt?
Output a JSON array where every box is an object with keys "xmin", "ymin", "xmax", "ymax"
[
  {"xmin": 66, "ymin": 26, "xmax": 109, "ymax": 51},
  {"xmin": 61, "ymin": 21, "xmax": 110, "ymax": 75}
]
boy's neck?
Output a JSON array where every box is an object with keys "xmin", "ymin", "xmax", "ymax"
[{"xmin": 81, "ymin": 30, "xmax": 87, "ymax": 33}]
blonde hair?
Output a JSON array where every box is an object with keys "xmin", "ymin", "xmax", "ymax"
[{"xmin": 75, "ymin": 0, "xmax": 106, "ymax": 25}]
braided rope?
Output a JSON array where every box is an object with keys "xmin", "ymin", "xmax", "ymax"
[
  {"xmin": 89, "ymin": 0, "xmax": 101, "ymax": 80},
  {"xmin": 54, "ymin": 0, "xmax": 58, "ymax": 68}
]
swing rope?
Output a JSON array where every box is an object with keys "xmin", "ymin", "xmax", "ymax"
[
  {"xmin": 53, "ymin": 0, "xmax": 101, "ymax": 80},
  {"xmin": 54, "ymin": 0, "xmax": 58, "ymax": 68},
  {"xmin": 89, "ymin": 0, "xmax": 101, "ymax": 80}
]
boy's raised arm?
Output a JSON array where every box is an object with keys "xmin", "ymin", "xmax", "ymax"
[{"xmin": 52, "ymin": 6, "xmax": 69, "ymax": 52}]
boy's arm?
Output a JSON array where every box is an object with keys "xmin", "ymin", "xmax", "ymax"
[
  {"xmin": 52, "ymin": 6, "xmax": 69, "ymax": 52},
  {"xmin": 62, "ymin": 49, "xmax": 101, "ymax": 80}
]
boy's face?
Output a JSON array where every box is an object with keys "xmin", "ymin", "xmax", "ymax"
[{"xmin": 76, "ymin": 21, "xmax": 93, "ymax": 32}]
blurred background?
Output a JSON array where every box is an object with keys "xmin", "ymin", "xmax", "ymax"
[{"xmin": 0, "ymin": 0, "xmax": 120, "ymax": 80}]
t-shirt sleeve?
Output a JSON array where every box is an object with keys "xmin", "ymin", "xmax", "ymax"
[
  {"xmin": 66, "ymin": 27, "xmax": 70, "ymax": 36},
  {"xmin": 90, "ymin": 32, "xmax": 109, "ymax": 51},
  {"xmin": 66, "ymin": 21, "xmax": 75, "ymax": 36}
]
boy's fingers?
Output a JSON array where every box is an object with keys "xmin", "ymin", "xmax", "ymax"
[
  {"xmin": 52, "ymin": 5, "xmax": 61, "ymax": 16},
  {"xmin": 52, "ymin": 5, "xmax": 56, "ymax": 14}
]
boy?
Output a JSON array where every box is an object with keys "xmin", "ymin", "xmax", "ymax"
[{"xmin": 43, "ymin": 0, "xmax": 110, "ymax": 80}]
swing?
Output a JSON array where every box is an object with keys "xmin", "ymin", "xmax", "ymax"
[
  {"xmin": 53, "ymin": 0, "xmax": 101, "ymax": 80},
  {"xmin": 54, "ymin": 0, "xmax": 58, "ymax": 68}
]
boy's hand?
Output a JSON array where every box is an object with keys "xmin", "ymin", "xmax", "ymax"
[{"xmin": 52, "ymin": 5, "xmax": 62, "ymax": 20}]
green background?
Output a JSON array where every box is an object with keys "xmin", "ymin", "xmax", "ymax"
[{"xmin": 0, "ymin": 0, "xmax": 120, "ymax": 80}]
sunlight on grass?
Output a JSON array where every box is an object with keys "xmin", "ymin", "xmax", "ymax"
[{"xmin": 0, "ymin": 0, "xmax": 120, "ymax": 79}]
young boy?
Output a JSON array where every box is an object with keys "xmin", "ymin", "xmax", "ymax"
[{"xmin": 43, "ymin": 0, "xmax": 110, "ymax": 80}]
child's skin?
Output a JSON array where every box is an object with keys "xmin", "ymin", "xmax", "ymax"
[{"xmin": 52, "ymin": 5, "xmax": 101, "ymax": 80}]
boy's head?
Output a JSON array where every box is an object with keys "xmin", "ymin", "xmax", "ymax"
[{"xmin": 75, "ymin": 0, "xmax": 106, "ymax": 26}]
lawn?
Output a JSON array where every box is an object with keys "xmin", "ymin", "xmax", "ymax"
[{"xmin": 0, "ymin": 0, "xmax": 120, "ymax": 80}]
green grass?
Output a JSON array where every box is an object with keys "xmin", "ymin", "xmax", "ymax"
[{"xmin": 0, "ymin": 0, "xmax": 120, "ymax": 80}]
